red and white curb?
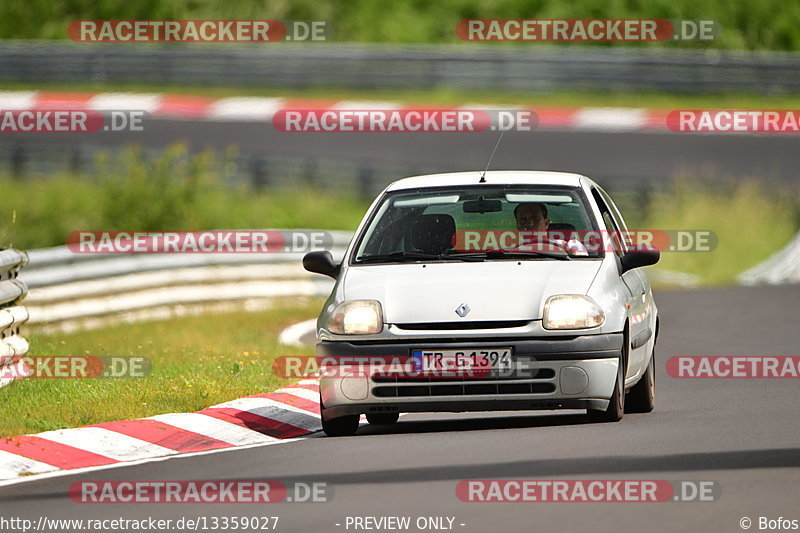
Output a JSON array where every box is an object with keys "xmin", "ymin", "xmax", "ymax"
[
  {"xmin": 0, "ymin": 379, "xmax": 329, "ymax": 482},
  {"xmin": 0, "ymin": 90, "xmax": 670, "ymax": 132}
]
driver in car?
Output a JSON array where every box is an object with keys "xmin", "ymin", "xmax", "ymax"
[{"xmin": 514, "ymin": 203, "xmax": 589, "ymax": 256}]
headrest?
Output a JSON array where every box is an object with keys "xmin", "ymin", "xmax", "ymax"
[{"xmin": 410, "ymin": 214, "xmax": 456, "ymax": 255}]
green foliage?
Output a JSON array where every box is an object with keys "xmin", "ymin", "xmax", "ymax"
[
  {"xmin": 0, "ymin": 144, "xmax": 370, "ymax": 249},
  {"xmin": 635, "ymin": 179, "xmax": 800, "ymax": 285},
  {"xmin": 0, "ymin": 0, "xmax": 797, "ymax": 50}
]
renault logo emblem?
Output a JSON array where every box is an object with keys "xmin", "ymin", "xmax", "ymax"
[{"xmin": 455, "ymin": 303, "xmax": 471, "ymax": 317}]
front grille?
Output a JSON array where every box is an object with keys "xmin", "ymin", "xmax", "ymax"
[
  {"xmin": 393, "ymin": 320, "xmax": 530, "ymax": 331},
  {"xmin": 372, "ymin": 382, "xmax": 556, "ymax": 398},
  {"xmin": 345, "ymin": 335, "xmax": 580, "ymax": 345}
]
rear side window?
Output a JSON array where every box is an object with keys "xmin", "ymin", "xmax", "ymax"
[
  {"xmin": 591, "ymin": 188, "xmax": 626, "ymax": 258},
  {"xmin": 598, "ymin": 187, "xmax": 632, "ymax": 245}
]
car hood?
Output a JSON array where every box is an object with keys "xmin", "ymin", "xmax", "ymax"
[{"xmin": 342, "ymin": 260, "xmax": 603, "ymax": 323}]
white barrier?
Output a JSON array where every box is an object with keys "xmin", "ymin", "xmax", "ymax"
[
  {"xmin": 19, "ymin": 231, "xmax": 352, "ymax": 332},
  {"xmin": 0, "ymin": 249, "xmax": 30, "ymax": 389},
  {"xmin": 738, "ymin": 230, "xmax": 800, "ymax": 285}
]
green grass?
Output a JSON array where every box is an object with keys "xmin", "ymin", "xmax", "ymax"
[
  {"xmin": 1, "ymin": 0, "xmax": 799, "ymax": 50},
  {"xmin": 0, "ymin": 145, "xmax": 371, "ymax": 250},
  {"xmin": 8, "ymin": 81, "xmax": 800, "ymax": 110},
  {"xmin": 634, "ymin": 179, "xmax": 799, "ymax": 285},
  {"xmin": 0, "ymin": 298, "xmax": 323, "ymax": 437}
]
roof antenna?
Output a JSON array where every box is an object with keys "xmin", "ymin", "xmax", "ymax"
[{"xmin": 479, "ymin": 129, "xmax": 505, "ymax": 183}]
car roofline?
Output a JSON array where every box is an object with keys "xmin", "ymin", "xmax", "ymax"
[{"xmin": 385, "ymin": 171, "xmax": 591, "ymax": 192}]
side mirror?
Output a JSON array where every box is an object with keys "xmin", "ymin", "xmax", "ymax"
[
  {"xmin": 620, "ymin": 245, "xmax": 660, "ymax": 274},
  {"xmin": 303, "ymin": 251, "xmax": 340, "ymax": 279}
]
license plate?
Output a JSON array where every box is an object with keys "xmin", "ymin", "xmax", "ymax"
[{"xmin": 411, "ymin": 348, "xmax": 513, "ymax": 376}]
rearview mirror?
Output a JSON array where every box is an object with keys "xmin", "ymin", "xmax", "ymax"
[
  {"xmin": 463, "ymin": 198, "xmax": 502, "ymax": 213},
  {"xmin": 620, "ymin": 245, "xmax": 660, "ymax": 274},
  {"xmin": 303, "ymin": 251, "xmax": 340, "ymax": 279}
]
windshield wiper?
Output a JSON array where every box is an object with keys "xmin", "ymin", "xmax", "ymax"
[
  {"xmin": 356, "ymin": 251, "xmax": 483, "ymax": 263},
  {"xmin": 448, "ymin": 249, "xmax": 571, "ymax": 261}
]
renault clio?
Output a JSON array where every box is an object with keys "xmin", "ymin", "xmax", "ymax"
[{"xmin": 303, "ymin": 171, "xmax": 660, "ymax": 436}]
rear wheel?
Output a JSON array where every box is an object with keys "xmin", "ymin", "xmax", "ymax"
[
  {"xmin": 626, "ymin": 348, "xmax": 655, "ymax": 413},
  {"xmin": 587, "ymin": 354, "xmax": 625, "ymax": 423},
  {"xmin": 320, "ymin": 396, "xmax": 359, "ymax": 437},
  {"xmin": 366, "ymin": 412, "xmax": 399, "ymax": 425}
]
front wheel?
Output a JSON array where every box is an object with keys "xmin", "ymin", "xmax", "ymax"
[
  {"xmin": 320, "ymin": 396, "xmax": 359, "ymax": 437},
  {"xmin": 587, "ymin": 355, "xmax": 625, "ymax": 423},
  {"xmin": 366, "ymin": 412, "xmax": 399, "ymax": 425},
  {"xmin": 626, "ymin": 349, "xmax": 655, "ymax": 413},
  {"xmin": 321, "ymin": 414, "xmax": 359, "ymax": 436}
]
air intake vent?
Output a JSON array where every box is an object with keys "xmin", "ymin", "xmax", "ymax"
[
  {"xmin": 372, "ymin": 368, "xmax": 556, "ymax": 382},
  {"xmin": 373, "ymin": 382, "xmax": 555, "ymax": 397}
]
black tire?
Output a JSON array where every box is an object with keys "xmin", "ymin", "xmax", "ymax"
[
  {"xmin": 321, "ymin": 412, "xmax": 359, "ymax": 436},
  {"xmin": 587, "ymin": 354, "xmax": 625, "ymax": 423},
  {"xmin": 366, "ymin": 412, "xmax": 399, "ymax": 425},
  {"xmin": 626, "ymin": 348, "xmax": 655, "ymax": 413},
  {"xmin": 319, "ymin": 395, "xmax": 359, "ymax": 436}
]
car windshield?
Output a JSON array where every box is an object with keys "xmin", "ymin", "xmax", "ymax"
[{"xmin": 352, "ymin": 185, "xmax": 603, "ymax": 264}]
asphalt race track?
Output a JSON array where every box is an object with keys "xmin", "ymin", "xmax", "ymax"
[
  {"xmin": 8, "ymin": 119, "xmax": 800, "ymax": 184},
  {"xmin": 3, "ymin": 284, "xmax": 799, "ymax": 533}
]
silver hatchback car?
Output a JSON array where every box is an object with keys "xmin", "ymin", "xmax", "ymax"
[{"xmin": 303, "ymin": 171, "xmax": 659, "ymax": 436}]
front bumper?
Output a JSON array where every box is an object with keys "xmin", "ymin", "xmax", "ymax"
[{"xmin": 317, "ymin": 333, "xmax": 622, "ymax": 418}]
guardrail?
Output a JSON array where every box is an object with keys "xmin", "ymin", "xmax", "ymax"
[
  {"xmin": 2, "ymin": 41, "xmax": 800, "ymax": 94},
  {"xmin": 0, "ymin": 249, "xmax": 30, "ymax": 388},
  {"xmin": 20, "ymin": 231, "xmax": 352, "ymax": 333},
  {"xmin": 739, "ymin": 231, "xmax": 800, "ymax": 285}
]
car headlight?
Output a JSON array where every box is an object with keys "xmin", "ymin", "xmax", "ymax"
[
  {"xmin": 543, "ymin": 295, "xmax": 605, "ymax": 330},
  {"xmin": 328, "ymin": 300, "xmax": 384, "ymax": 334}
]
